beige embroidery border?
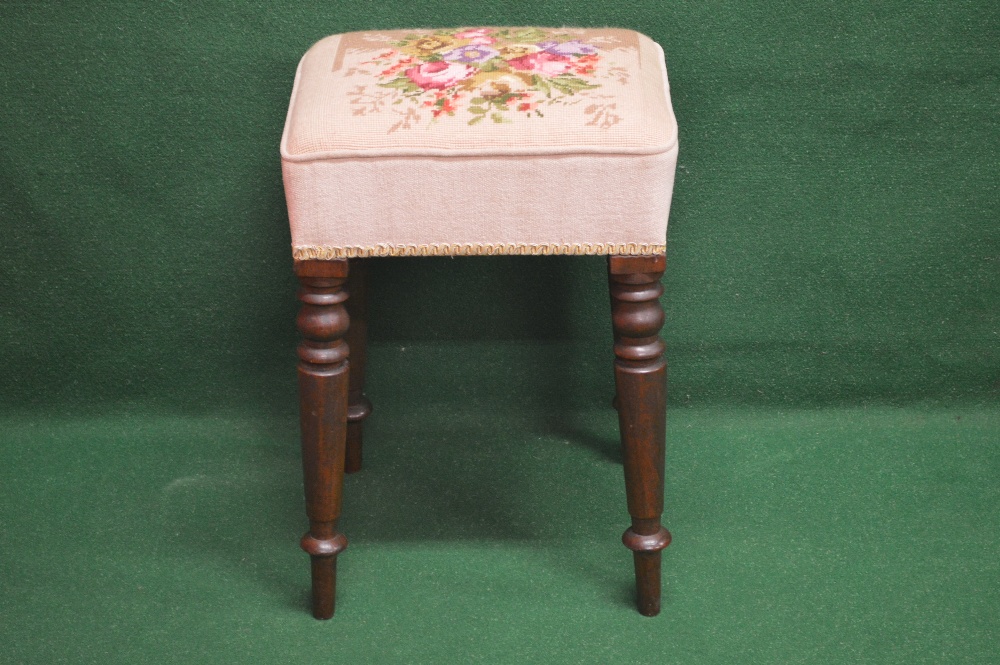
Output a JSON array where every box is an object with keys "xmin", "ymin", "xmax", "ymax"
[{"xmin": 293, "ymin": 242, "xmax": 665, "ymax": 259}]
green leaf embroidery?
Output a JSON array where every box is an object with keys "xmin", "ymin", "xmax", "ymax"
[
  {"xmin": 548, "ymin": 76, "xmax": 601, "ymax": 96},
  {"xmin": 468, "ymin": 106, "xmax": 487, "ymax": 114},
  {"xmin": 491, "ymin": 112, "xmax": 507, "ymax": 124},
  {"xmin": 378, "ymin": 77, "xmax": 421, "ymax": 94},
  {"xmin": 478, "ymin": 58, "xmax": 508, "ymax": 73},
  {"xmin": 531, "ymin": 75, "xmax": 552, "ymax": 98},
  {"xmin": 512, "ymin": 28, "xmax": 547, "ymax": 42},
  {"xmin": 468, "ymin": 115, "xmax": 485, "ymax": 125}
]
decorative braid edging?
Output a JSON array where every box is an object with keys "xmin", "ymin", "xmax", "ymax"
[{"xmin": 293, "ymin": 242, "xmax": 666, "ymax": 259}]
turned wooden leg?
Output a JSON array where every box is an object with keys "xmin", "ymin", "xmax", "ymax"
[
  {"xmin": 295, "ymin": 259, "xmax": 350, "ymax": 619},
  {"xmin": 345, "ymin": 258, "xmax": 372, "ymax": 474},
  {"xmin": 609, "ymin": 254, "xmax": 671, "ymax": 617}
]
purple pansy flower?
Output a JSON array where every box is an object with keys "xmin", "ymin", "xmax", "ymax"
[
  {"xmin": 537, "ymin": 40, "xmax": 598, "ymax": 56},
  {"xmin": 441, "ymin": 45, "xmax": 500, "ymax": 63}
]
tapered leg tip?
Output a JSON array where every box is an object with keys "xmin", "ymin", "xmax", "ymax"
[
  {"xmin": 312, "ymin": 607, "xmax": 335, "ymax": 620},
  {"xmin": 637, "ymin": 601, "xmax": 661, "ymax": 617}
]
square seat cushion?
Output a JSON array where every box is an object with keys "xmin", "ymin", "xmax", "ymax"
[{"xmin": 281, "ymin": 27, "xmax": 678, "ymax": 258}]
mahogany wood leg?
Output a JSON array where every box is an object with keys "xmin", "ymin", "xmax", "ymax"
[
  {"xmin": 345, "ymin": 258, "xmax": 372, "ymax": 474},
  {"xmin": 295, "ymin": 259, "xmax": 350, "ymax": 619},
  {"xmin": 609, "ymin": 254, "xmax": 671, "ymax": 617}
]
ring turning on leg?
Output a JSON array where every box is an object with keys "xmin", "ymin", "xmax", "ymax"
[
  {"xmin": 295, "ymin": 259, "xmax": 351, "ymax": 619},
  {"xmin": 609, "ymin": 254, "xmax": 670, "ymax": 617}
]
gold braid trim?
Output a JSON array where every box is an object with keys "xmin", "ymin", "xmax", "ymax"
[{"xmin": 293, "ymin": 242, "xmax": 666, "ymax": 259}]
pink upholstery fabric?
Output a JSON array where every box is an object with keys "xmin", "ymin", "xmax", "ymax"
[{"xmin": 281, "ymin": 27, "xmax": 678, "ymax": 258}]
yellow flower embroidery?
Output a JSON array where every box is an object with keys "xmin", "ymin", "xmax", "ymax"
[
  {"xmin": 401, "ymin": 35, "xmax": 456, "ymax": 56},
  {"xmin": 497, "ymin": 44, "xmax": 540, "ymax": 59}
]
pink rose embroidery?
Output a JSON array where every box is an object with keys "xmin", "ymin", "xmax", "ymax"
[
  {"xmin": 454, "ymin": 28, "xmax": 495, "ymax": 45},
  {"xmin": 506, "ymin": 52, "xmax": 573, "ymax": 76},
  {"xmin": 454, "ymin": 28, "xmax": 492, "ymax": 39},
  {"xmin": 405, "ymin": 61, "xmax": 477, "ymax": 90}
]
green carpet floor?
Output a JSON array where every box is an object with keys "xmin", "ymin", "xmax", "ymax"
[{"xmin": 2, "ymin": 355, "xmax": 997, "ymax": 663}]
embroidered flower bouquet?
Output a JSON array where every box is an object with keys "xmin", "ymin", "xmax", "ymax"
[{"xmin": 365, "ymin": 27, "xmax": 605, "ymax": 124}]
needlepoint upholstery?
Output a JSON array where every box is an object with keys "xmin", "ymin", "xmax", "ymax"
[{"xmin": 281, "ymin": 27, "xmax": 678, "ymax": 259}]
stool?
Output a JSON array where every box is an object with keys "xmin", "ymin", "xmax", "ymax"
[{"xmin": 280, "ymin": 26, "xmax": 678, "ymax": 619}]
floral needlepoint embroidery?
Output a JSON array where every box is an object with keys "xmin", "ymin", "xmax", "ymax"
[{"xmin": 345, "ymin": 27, "xmax": 630, "ymax": 130}]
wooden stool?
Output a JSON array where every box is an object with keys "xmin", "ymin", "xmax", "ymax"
[{"xmin": 280, "ymin": 26, "xmax": 679, "ymax": 619}]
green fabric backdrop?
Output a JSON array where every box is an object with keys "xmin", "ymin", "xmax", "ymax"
[{"xmin": 1, "ymin": 2, "xmax": 997, "ymax": 663}]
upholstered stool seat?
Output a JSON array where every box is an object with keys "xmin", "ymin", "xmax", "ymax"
[
  {"xmin": 282, "ymin": 27, "xmax": 677, "ymax": 258},
  {"xmin": 280, "ymin": 26, "xmax": 678, "ymax": 619}
]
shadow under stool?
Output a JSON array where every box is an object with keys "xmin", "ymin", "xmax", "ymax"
[{"xmin": 280, "ymin": 26, "xmax": 679, "ymax": 619}]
